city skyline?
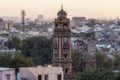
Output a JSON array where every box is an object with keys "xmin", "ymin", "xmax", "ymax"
[{"xmin": 0, "ymin": 0, "xmax": 120, "ymax": 19}]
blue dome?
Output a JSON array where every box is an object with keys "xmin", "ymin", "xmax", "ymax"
[{"xmin": 57, "ymin": 6, "xmax": 67, "ymax": 18}]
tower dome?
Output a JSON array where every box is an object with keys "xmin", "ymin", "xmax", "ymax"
[{"xmin": 57, "ymin": 5, "xmax": 67, "ymax": 18}]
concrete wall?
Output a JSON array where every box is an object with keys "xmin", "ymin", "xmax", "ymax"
[
  {"xmin": 20, "ymin": 67, "xmax": 64, "ymax": 80},
  {"xmin": 0, "ymin": 72, "xmax": 2, "ymax": 80},
  {"xmin": 20, "ymin": 68, "xmax": 36, "ymax": 80},
  {"xmin": 1, "ymin": 69, "xmax": 15, "ymax": 80}
]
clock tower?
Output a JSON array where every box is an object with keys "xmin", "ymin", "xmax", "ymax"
[{"xmin": 53, "ymin": 6, "xmax": 72, "ymax": 80}]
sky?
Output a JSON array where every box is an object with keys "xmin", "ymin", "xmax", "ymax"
[{"xmin": 0, "ymin": 0, "xmax": 120, "ymax": 19}]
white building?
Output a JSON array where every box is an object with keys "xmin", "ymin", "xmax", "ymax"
[
  {"xmin": 37, "ymin": 15, "xmax": 44, "ymax": 22},
  {"xmin": 0, "ymin": 67, "xmax": 16, "ymax": 80}
]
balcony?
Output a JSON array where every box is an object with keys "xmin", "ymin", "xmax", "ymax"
[
  {"xmin": 59, "ymin": 58, "xmax": 72, "ymax": 62},
  {"xmin": 62, "ymin": 50, "xmax": 69, "ymax": 54},
  {"xmin": 53, "ymin": 28, "xmax": 71, "ymax": 37},
  {"xmin": 54, "ymin": 18, "xmax": 70, "ymax": 23},
  {"xmin": 62, "ymin": 43, "xmax": 70, "ymax": 49},
  {"xmin": 53, "ymin": 58, "xmax": 72, "ymax": 63}
]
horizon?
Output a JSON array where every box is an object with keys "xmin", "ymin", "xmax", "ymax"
[{"xmin": 0, "ymin": 0, "xmax": 120, "ymax": 19}]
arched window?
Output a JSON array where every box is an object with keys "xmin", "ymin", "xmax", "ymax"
[{"xmin": 54, "ymin": 37, "xmax": 58, "ymax": 44}]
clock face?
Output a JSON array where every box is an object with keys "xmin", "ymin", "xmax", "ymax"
[{"xmin": 64, "ymin": 37, "xmax": 68, "ymax": 42}]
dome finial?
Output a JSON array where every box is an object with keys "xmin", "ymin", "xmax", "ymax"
[{"xmin": 57, "ymin": 4, "xmax": 67, "ymax": 18}]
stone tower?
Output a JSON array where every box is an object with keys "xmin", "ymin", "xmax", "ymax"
[
  {"xmin": 21, "ymin": 10, "xmax": 25, "ymax": 32},
  {"xmin": 53, "ymin": 6, "xmax": 72, "ymax": 80}
]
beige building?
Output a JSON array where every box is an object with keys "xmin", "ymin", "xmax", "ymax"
[
  {"xmin": 4, "ymin": 21, "xmax": 13, "ymax": 30},
  {"xmin": 20, "ymin": 66, "xmax": 64, "ymax": 80}
]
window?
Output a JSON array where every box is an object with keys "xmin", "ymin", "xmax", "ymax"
[
  {"xmin": 57, "ymin": 74, "xmax": 62, "ymax": 80},
  {"xmin": 54, "ymin": 37, "xmax": 58, "ymax": 44},
  {"xmin": 45, "ymin": 75, "xmax": 48, "ymax": 80},
  {"xmin": 63, "ymin": 37, "xmax": 68, "ymax": 43},
  {"xmin": 64, "ymin": 54, "xmax": 68, "ymax": 58},
  {"xmin": 38, "ymin": 75, "xmax": 42, "ymax": 80},
  {"xmin": 65, "ymin": 68, "xmax": 68, "ymax": 74},
  {"xmin": 6, "ymin": 74, "xmax": 11, "ymax": 80}
]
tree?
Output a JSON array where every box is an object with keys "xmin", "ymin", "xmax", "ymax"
[
  {"xmin": 86, "ymin": 19, "xmax": 96, "ymax": 27},
  {"xmin": 0, "ymin": 52, "xmax": 12, "ymax": 67},
  {"xmin": 11, "ymin": 53, "xmax": 35, "ymax": 73},
  {"xmin": 76, "ymin": 69, "xmax": 116, "ymax": 80},
  {"xmin": 0, "ymin": 52, "xmax": 35, "ymax": 74},
  {"xmin": 72, "ymin": 51, "xmax": 83, "ymax": 72},
  {"xmin": 5, "ymin": 36, "xmax": 21, "ymax": 50},
  {"xmin": 114, "ymin": 54, "xmax": 120, "ymax": 69},
  {"xmin": 94, "ymin": 53, "xmax": 112, "ymax": 69},
  {"xmin": 21, "ymin": 36, "xmax": 53, "ymax": 65}
]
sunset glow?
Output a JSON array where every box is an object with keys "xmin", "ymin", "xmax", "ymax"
[{"xmin": 0, "ymin": 0, "xmax": 120, "ymax": 19}]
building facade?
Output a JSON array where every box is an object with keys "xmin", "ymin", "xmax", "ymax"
[
  {"xmin": 0, "ymin": 67, "xmax": 15, "ymax": 80},
  {"xmin": 52, "ymin": 6, "xmax": 72, "ymax": 80},
  {"xmin": 20, "ymin": 66, "xmax": 63, "ymax": 80}
]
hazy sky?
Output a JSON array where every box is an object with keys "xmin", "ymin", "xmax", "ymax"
[{"xmin": 0, "ymin": 0, "xmax": 120, "ymax": 19}]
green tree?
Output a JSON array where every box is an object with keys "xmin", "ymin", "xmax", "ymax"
[
  {"xmin": 86, "ymin": 19, "xmax": 96, "ymax": 27},
  {"xmin": 5, "ymin": 36, "xmax": 21, "ymax": 50},
  {"xmin": 94, "ymin": 53, "xmax": 112, "ymax": 69},
  {"xmin": 11, "ymin": 53, "xmax": 35, "ymax": 73},
  {"xmin": 0, "ymin": 53, "xmax": 35, "ymax": 73},
  {"xmin": 114, "ymin": 54, "xmax": 120, "ymax": 69},
  {"xmin": 0, "ymin": 53, "xmax": 12, "ymax": 67},
  {"xmin": 72, "ymin": 51, "xmax": 83, "ymax": 72},
  {"xmin": 76, "ymin": 69, "xmax": 115, "ymax": 80},
  {"xmin": 21, "ymin": 36, "xmax": 53, "ymax": 65}
]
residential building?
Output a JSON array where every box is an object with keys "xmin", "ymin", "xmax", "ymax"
[
  {"xmin": 4, "ymin": 21, "xmax": 13, "ymax": 30},
  {"xmin": 20, "ymin": 66, "xmax": 63, "ymax": 80},
  {"xmin": 37, "ymin": 15, "xmax": 44, "ymax": 22},
  {"xmin": 0, "ymin": 18, "xmax": 4, "ymax": 30},
  {"xmin": 0, "ymin": 67, "xmax": 15, "ymax": 80},
  {"xmin": 71, "ymin": 17, "xmax": 87, "ymax": 26},
  {"xmin": 82, "ymin": 57, "xmax": 96, "ymax": 71}
]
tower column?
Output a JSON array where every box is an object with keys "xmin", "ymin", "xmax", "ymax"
[{"xmin": 58, "ymin": 37, "xmax": 62, "ymax": 66}]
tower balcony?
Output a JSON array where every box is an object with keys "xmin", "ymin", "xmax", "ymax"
[
  {"xmin": 54, "ymin": 18, "xmax": 70, "ymax": 23},
  {"xmin": 62, "ymin": 46, "xmax": 69, "ymax": 49},
  {"xmin": 59, "ymin": 58, "xmax": 72, "ymax": 62},
  {"xmin": 54, "ymin": 28, "xmax": 63, "ymax": 32},
  {"xmin": 53, "ymin": 33, "xmax": 62, "ymax": 37},
  {"xmin": 54, "ymin": 28, "xmax": 71, "ymax": 32},
  {"xmin": 52, "ymin": 58, "xmax": 72, "ymax": 63},
  {"xmin": 62, "ymin": 50, "xmax": 69, "ymax": 54},
  {"xmin": 53, "ymin": 33, "xmax": 71, "ymax": 37},
  {"xmin": 62, "ymin": 32, "xmax": 72, "ymax": 37},
  {"xmin": 53, "ymin": 28, "xmax": 72, "ymax": 37},
  {"xmin": 62, "ymin": 43, "xmax": 70, "ymax": 49}
]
